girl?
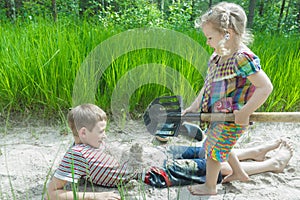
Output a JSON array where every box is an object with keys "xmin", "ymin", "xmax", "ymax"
[{"xmin": 182, "ymin": 2, "xmax": 273, "ymax": 195}]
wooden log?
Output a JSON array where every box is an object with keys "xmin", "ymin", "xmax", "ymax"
[{"xmin": 164, "ymin": 112, "xmax": 300, "ymax": 123}]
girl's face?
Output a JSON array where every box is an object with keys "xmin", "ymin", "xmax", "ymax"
[{"xmin": 202, "ymin": 23, "xmax": 223, "ymax": 50}]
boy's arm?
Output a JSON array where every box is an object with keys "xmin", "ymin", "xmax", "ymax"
[
  {"xmin": 234, "ymin": 70, "xmax": 273, "ymax": 125},
  {"xmin": 46, "ymin": 177, "xmax": 120, "ymax": 200}
]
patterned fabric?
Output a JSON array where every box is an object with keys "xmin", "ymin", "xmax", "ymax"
[
  {"xmin": 200, "ymin": 49, "xmax": 261, "ymax": 162},
  {"xmin": 54, "ymin": 144, "xmax": 139, "ymax": 187},
  {"xmin": 203, "ymin": 122, "xmax": 248, "ymax": 162},
  {"xmin": 145, "ymin": 146, "xmax": 222, "ymax": 187},
  {"xmin": 201, "ymin": 50, "xmax": 261, "ymax": 113}
]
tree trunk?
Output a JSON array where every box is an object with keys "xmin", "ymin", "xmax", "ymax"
[
  {"xmin": 297, "ymin": 1, "xmax": 300, "ymax": 33},
  {"xmin": 52, "ymin": 0, "xmax": 57, "ymax": 22},
  {"xmin": 79, "ymin": 0, "xmax": 89, "ymax": 16},
  {"xmin": 248, "ymin": 0, "xmax": 256, "ymax": 28},
  {"xmin": 161, "ymin": 0, "xmax": 165, "ymax": 12},
  {"xmin": 5, "ymin": 0, "xmax": 16, "ymax": 21},
  {"xmin": 209, "ymin": 0, "xmax": 213, "ymax": 8},
  {"xmin": 283, "ymin": 0, "xmax": 291, "ymax": 23},
  {"xmin": 277, "ymin": 0, "xmax": 286, "ymax": 30},
  {"xmin": 258, "ymin": 0, "xmax": 264, "ymax": 16}
]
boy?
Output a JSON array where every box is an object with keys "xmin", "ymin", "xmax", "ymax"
[{"xmin": 46, "ymin": 104, "xmax": 141, "ymax": 200}]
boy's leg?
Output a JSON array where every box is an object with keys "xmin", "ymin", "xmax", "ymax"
[
  {"xmin": 166, "ymin": 146, "xmax": 205, "ymax": 159},
  {"xmin": 221, "ymin": 140, "xmax": 293, "ymax": 176},
  {"xmin": 232, "ymin": 139, "xmax": 282, "ymax": 161},
  {"xmin": 222, "ymin": 151, "xmax": 249, "ymax": 183}
]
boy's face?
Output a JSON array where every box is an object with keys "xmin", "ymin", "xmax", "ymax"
[{"xmin": 84, "ymin": 120, "xmax": 107, "ymax": 148}]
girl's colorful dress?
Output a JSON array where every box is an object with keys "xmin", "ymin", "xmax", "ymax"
[{"xmin": 201, "ymin": 49, "xmax": 261, "ymax": 162}]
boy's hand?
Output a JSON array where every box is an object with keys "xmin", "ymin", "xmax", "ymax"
[{"xmin": 233, "ymin": 110, "xmax": 250, "ymax": 125}]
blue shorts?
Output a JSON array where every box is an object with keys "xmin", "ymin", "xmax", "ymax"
[
  {"xmin": 145, "ymin": 146, "xmax": 222, "ymax": 187},
  {"xmin": 165, "ymin": 146, "xmax": 222, "ymax": 184}
]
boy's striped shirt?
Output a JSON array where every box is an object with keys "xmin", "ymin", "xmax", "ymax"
[{"xmin": 54, "ymin": 144, "xmax": 138, "ymax": 187}]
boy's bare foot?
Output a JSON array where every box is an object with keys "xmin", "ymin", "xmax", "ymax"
[
  {"xmin": 222, "ymin": 170, "xmax": 250, "ymax": 183},
  {"xmin": 188, "ymin": 184, "xmax": 217, "ymax": 196},
  {"xmin": 253, "ymin": 138, "xmax": 282, "ymax": 161},
  {"xmin": 270, "ymin": 139, "xmax": 294, "ymax": 173}
]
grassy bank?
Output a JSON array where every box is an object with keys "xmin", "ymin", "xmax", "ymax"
[{"xmin": 0, "ymin": 18, "xmax": 299, "ymax": 121}]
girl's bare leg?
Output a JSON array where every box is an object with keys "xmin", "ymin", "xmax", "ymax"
[
  {"xmin": 188, "ymin": 157, "xmax": 220, "ymax": 195},
  {"xmin": 232, "ymin": 139, "xmax": 282, "ymax": 161},
  {"xmin": 222, "ymin": 151, "xmax": 249, "ymax": 183},
  {"xmin": 221, "ymin": 140, "xmax": 294, "ymax": 176}
]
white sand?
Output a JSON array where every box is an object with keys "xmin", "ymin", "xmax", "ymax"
[{"xmin": 0, "ymin": 120, "xmax": 299, "ymax": 200}]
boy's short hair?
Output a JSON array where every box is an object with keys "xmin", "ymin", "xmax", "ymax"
[{"xmin": 68, "ymin": 104, "xmax": 107, "ymax": 136}]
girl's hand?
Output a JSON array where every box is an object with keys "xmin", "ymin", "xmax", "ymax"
[
  {"xmin": 233, "ymin": 110, "xmax": 250, "ymax": 125},
  {"xmin": 181, "ymin": 106, "xmax": 198, "ymax": 116},
  {"xmin": 182, "ymin": 88, "xmax": 204, "ymax": 116}
]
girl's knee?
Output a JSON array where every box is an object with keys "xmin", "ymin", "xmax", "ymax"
[{"xmin": 229, "ymin": 151, "xmax": 236, "ymax": 157}]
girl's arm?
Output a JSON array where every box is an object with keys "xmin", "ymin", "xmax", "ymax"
[
  {"xmin": 182, "ymin": 87, "xmax": 205, "ymax": 115},
  {"xmin": 46, "ymin": 177, "xmax": 121, "ymax": 200},
  {"xmin": 234, "ymin": 70, "xmax": 273, "ymax": 125}
]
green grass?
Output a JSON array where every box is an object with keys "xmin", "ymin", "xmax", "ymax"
[
  {"xmin": 0, "ymin": 17, "xmax": 299, "ymax": 122},
  {"xmin": 252, "ymin": 34, "xmax": 300, "ymax": 111}
]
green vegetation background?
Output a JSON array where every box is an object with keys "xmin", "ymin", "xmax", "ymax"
[{"xmin": 0, "ymin": 0, "xmax": 299, "ymax": 121}]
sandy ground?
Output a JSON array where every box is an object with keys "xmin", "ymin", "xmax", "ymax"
[{"xmin": 0, "ymin": 119, "xmax": 300, "ymax": 200}]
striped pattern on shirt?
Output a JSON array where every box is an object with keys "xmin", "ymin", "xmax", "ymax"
[{"xmin": 54, "ymin": 144, "xmax": 138, "ymax": 187}]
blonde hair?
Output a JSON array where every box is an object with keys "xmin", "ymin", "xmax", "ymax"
[
  {"xmin": 195, "ymin": 2, "xmax": 253, "ymax": 56},
  {"xmin": 68, "ymin": 104, "xmax": 107, "ymax": 136}
]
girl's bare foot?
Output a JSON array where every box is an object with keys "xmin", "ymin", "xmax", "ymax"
[
  {"xmin": 188, "ymin": 184, "xmax": 217, "ymax": 196},
  {"xmin": 222, "ymin": 170, "xmax": 250, "ymax": 183},
  {"xmin": 253, "ymin": 138, "xmax": 282, "ymax": 161},
  {"xmin": 270, "ymin": 139, "xmax": 294, "ymax": 173}
]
